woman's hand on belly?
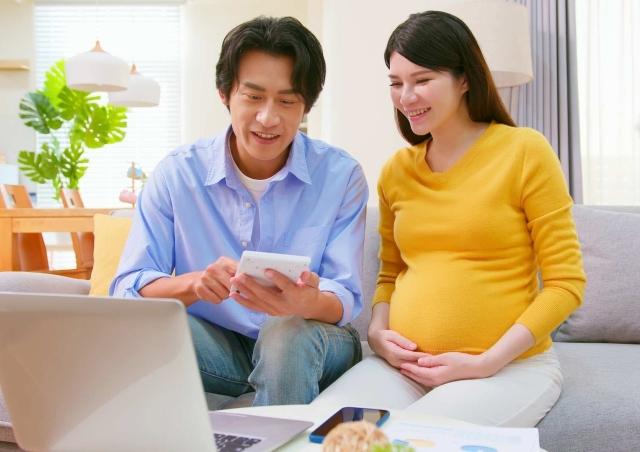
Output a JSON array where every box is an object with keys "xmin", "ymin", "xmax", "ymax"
[
  {"xmin": 368, "ymin": 328, "xmax": 430, "ymax": 368},
  {"xmin": 399, "ymin": 352, "xmax": 495, "ymax": 387}
]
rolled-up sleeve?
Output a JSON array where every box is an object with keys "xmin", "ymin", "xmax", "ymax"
[
  {"xmin": 109, "ymin": 163, "xmax": 176, "ymax": 298},
  {"xmin": 317, "ymin": 164, "xmax": 368, "ymax": 326}
]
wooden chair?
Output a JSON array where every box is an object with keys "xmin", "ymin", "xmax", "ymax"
[
  {"xmin": 0, "ymin": 184, "xmax": 89, "ymax": 279},
  {"xmin": 0, "ymin": 184, "xmax": 49, "ymax": 271},
  {"xmin": 60, "ymin": 188, "xmax": 94, "ymax": 270}
]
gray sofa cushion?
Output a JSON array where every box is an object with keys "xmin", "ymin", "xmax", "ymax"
[
  {"xmin": 538, "ymin": 342, "xmax": 640, "ymax": 451},
  {"xmin": 555, "ymin": 206, "xmax": 640, "ymax": 343},
  {"xmin": 0, "ymin": 272, "xmax": 90, "ymax": 295},
  {"xmin": 351, "ymin": 206, "xmax": 379, "ymax": 339}
]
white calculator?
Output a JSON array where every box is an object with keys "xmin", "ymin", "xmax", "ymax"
[{"xmin": 232, "ymin": 251, "xmax": 311, "ymax": 289}]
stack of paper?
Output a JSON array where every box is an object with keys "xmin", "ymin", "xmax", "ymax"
[{"xmin": 384, "ymin": 421, "xmax": 540, "ymax": 452}]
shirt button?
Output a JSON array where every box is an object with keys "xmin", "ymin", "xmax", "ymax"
[
  {"xmin": 244, "ymin": 202, "xmax": 252, "ymax": 209},
  {"xmin": 241, "ymin": 241, "xmax": 248, "ymax": 248}
]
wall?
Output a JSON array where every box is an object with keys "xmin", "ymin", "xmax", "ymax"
[
  {"xmin": 181, "ymin": 0, "xmax": 310, "ymax": 142},
  {"xmin": 319, "ymin": 0, "xmax": 483, "ymax": 204},
  {"xmin": 0, "ymin": 0, "xmax": 35, "ymax": 183}
]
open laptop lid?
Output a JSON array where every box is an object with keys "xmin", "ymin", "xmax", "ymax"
[{"xmin": 0, "ymin": 292, "xmax": 215, "ymax": 452}]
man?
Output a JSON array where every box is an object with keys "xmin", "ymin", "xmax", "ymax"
[{"xmin": 110, "ymin": 16, "xmax": 368, "ymax": 406}]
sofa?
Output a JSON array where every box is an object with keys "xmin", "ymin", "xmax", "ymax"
[{"xmin": 1, "ymin": 204, "xmax": 639, "ymax": 452}]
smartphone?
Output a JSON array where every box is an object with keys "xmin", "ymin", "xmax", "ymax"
[{"xmin": 308, "ymin": 407, "xmax": 390, "ymax": 444}]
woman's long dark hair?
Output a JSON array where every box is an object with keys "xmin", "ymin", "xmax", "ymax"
[{"xmin": 385, "ymin": 11, "xmax": 515, "ymax": 145}]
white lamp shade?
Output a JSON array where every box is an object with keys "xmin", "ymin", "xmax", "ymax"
[
  {"xmin": 108, "ymin": 65, "xmax": 161, "ymax": 107},
  {"xmin": 66, "ymin": 41, "xmax": 129, "ymax": 92},
  {"xmin": 449, "ymin": 0, "xmax": 533, "ymax": 88}
]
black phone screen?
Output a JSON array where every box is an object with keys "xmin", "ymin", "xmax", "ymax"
[{"xmin": 310, "ymin": 407, "xmax": 390, "ymax": 439}]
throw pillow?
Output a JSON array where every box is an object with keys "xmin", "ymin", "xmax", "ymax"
[
  {"xmin": 89, "ymin": 214, "xmax": 132, "ymax": 296},
  {"xmin": 554, "ymin": 206, "xmax": 640, "ymax": 343}
]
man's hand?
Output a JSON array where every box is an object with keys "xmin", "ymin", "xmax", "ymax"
[
  {"xmin": 368, "ymin": 328, "xmax": 428, "ymax": 368},
  {"xmin": 229, "ymin": 269, "xmax": 321, "ymax": 317},
  {"xmin": 192, "ymin": 257, "xmax": 238, "ymax": 303},
  {"xmin": 399, "ymin": 351, "xmax": 498, "ymax": 387}
]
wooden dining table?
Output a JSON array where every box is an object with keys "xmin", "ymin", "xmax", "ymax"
[{"xmin": 0, "ymin": 208, "xmax": 119, "ymax": 271}]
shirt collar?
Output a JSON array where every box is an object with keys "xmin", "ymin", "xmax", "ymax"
[
  {"xmin": 204, "ymin": 126, "xmax": 233, "ymax": 186},
  {"xmin": 286, "ymin": 132, "xmax": 312, "ymax": 185},
  {"xmin": 204, "ymin": 125, "xmax": 312, "ymax": 187}
]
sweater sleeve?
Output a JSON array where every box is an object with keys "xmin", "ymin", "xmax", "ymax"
[
  {"xmin": 515, "ymin": 131, "xmax": 586, "ymax": 343},
  {"xmin": 372, "ymin": 162, "xmax": 407, "ymax": 307}
]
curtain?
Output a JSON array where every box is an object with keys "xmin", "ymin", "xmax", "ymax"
[
  {"xmin": 574, "ymin": 0, "xmax": 640, "ymax": 205},
  {"xmin": 501, "ymin": 0, "xmax": 583, "ymax": 202}
]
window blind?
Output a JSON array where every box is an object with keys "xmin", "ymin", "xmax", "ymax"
[{"xmin": 34, "ymin": 3, "xmax": 182, "ymax": 207}]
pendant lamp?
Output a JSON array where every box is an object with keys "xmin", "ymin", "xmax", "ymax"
[
  {"xmin": 66, "ymin": 41, "xmax": 129, "ymax": 92},
  {"xmin": 108, "ymin": 64, "xmax": 161, "ymax": 107}
]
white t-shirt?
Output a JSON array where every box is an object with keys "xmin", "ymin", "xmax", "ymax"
[{"xmin": 231, "ymin": 157, "xmax": 273, "ymax": 203}]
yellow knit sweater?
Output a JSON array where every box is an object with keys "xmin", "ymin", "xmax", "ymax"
[{"xmin": 374, "ymin": 123, "xmax": 586, "ymax": 359}]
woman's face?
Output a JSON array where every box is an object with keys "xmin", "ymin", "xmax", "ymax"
[{"xmin": 388, "ymin": 52, "xmax": 468, "ymax": 136}]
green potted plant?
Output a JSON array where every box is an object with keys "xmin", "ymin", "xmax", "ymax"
[{"xmin": 17, "ymin": 60, "xmax": 127, "ymax": 200}]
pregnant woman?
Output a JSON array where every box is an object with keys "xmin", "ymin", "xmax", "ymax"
[{"xmin": 315, "ymin": 11, "xmax": 585, "ymax": 427}]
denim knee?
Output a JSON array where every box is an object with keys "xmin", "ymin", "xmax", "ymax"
[{"xmin": 254, "ymin": 316, "xmax": 326, "ymax": 367}]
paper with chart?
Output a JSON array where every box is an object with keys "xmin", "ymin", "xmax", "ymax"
[{"xmin": 383, "ymin": 421, "xmax": 540, "ymax": 452}]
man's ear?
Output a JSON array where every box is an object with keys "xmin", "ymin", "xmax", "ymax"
[{"xmin": 218, "ymin": 89, "xmax": 229, "ymax": 106}]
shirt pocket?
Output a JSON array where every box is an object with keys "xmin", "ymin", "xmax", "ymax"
[{"xmin": 284, "ymin": 225, "xmax": 332, "ymax": 260}]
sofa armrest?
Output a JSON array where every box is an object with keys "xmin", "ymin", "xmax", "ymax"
[{"xmin": 0, "ymin": 271, "xmax": 90, "ymax": 295}]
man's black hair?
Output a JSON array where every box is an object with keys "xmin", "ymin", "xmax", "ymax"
[{"xmin": 216, "ymin": 16, "xmax": 326, "ymax": 112}]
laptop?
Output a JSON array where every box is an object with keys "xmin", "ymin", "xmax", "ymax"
[{"xmin": 0, "ymin": 293, "xmax": 312, "ymax": 452}]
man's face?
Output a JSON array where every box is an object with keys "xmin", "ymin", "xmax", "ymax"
[{"xmin": 220, "ymin": 50, "xmax": 306, "ymax": 178}]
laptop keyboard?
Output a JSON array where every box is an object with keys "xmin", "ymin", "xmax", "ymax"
[{"xmin": 213, "ymin": 433, "xmax": 263, "ymax": 451}]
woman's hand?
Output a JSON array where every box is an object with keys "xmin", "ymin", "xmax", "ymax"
[
  {"xmin": 399, "ymin": 323, "xmax": 536, "ymax": 387},
  {"xmin": 399, "ymin": 351, "xmax": 498, "ymax": 387},
  {"xmin": 368, "ymin": 328, "xmax": 428, "ymax": 368},
  {"xmin": 367, "ymin": 302, "xmax": 427, "ymax": 368}
]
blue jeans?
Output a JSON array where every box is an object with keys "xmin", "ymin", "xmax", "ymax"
[{"xmin": 187, "ymin": 314, "xmax": 362, "ymax": 406}]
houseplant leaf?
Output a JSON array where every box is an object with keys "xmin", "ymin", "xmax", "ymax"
[
  {"xmin": 58, "ymin": 86, "xmax": 99, "ymax": 121},
  {"xmin": 59, "ymin": 142, "xmax": 89, "ymax": 189},
  {"xmin": 19, "ymin": 91, "xmax": 63, "ymax": 134},
  {"xmin": 17, "ymin": 141, "xmax": 64, "ymax": 199},
  {"xmin": 42, "ymin": 59, "xmax": 67, "ymax": 109},
  {"xmin": 71, "ymin": 103, "xmax": 127, "ymax": 148},
  {"xmin": 17, "ymin": 150, "xmax": 48, "ymax": 184}
]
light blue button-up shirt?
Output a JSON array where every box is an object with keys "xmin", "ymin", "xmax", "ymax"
[{"xmin": 110, "ymin": 126, "xmax": 368, "ymax": 338}]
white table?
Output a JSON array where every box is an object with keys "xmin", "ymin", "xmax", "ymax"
[{"xmin": 223, "ymin": 402, "xmax": 476, "ymax": 451}]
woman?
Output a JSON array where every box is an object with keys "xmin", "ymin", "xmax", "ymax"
[{"xmin": 314, "ymin": 11, "xmax": 585, "ymax": 427}]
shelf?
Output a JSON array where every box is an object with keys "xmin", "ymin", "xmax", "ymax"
[{"xmin": 0, "ymin": 59, "xmax": 30, "ymax": 71}]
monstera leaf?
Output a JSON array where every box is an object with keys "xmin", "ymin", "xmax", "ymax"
[
  {"xmin": 71, "ymin": 103, "xmax": 127, "ymax": 148},
  {"xmin": 59, "ymin": 142, "xmax": 88, "ymax": 189},
  {"xmin": 58, "ymin": 86, "xmax": 98, "ymax": 121},
  {"xmin": 19, "ymin": 92, "xmax": 63, "ymax": 134},
  {"xmin": 18, "ymin": 142, "xmax": 62, "ymax": 185},
  {"xmin": 18, "ymin": 139, "xmax": 89, "ymax": 197},
  {"xmin": 17, "ymin": 151, "xmax": 49, "ymax": 184},
  {"xmin": 42, "ymin": 60, "xmax": 66, "ymax": 109}
]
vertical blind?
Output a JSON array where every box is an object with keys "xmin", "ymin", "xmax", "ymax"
[{"xmin": 34, "ymin": 3, "xmax": 182, "ymax": 207}]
